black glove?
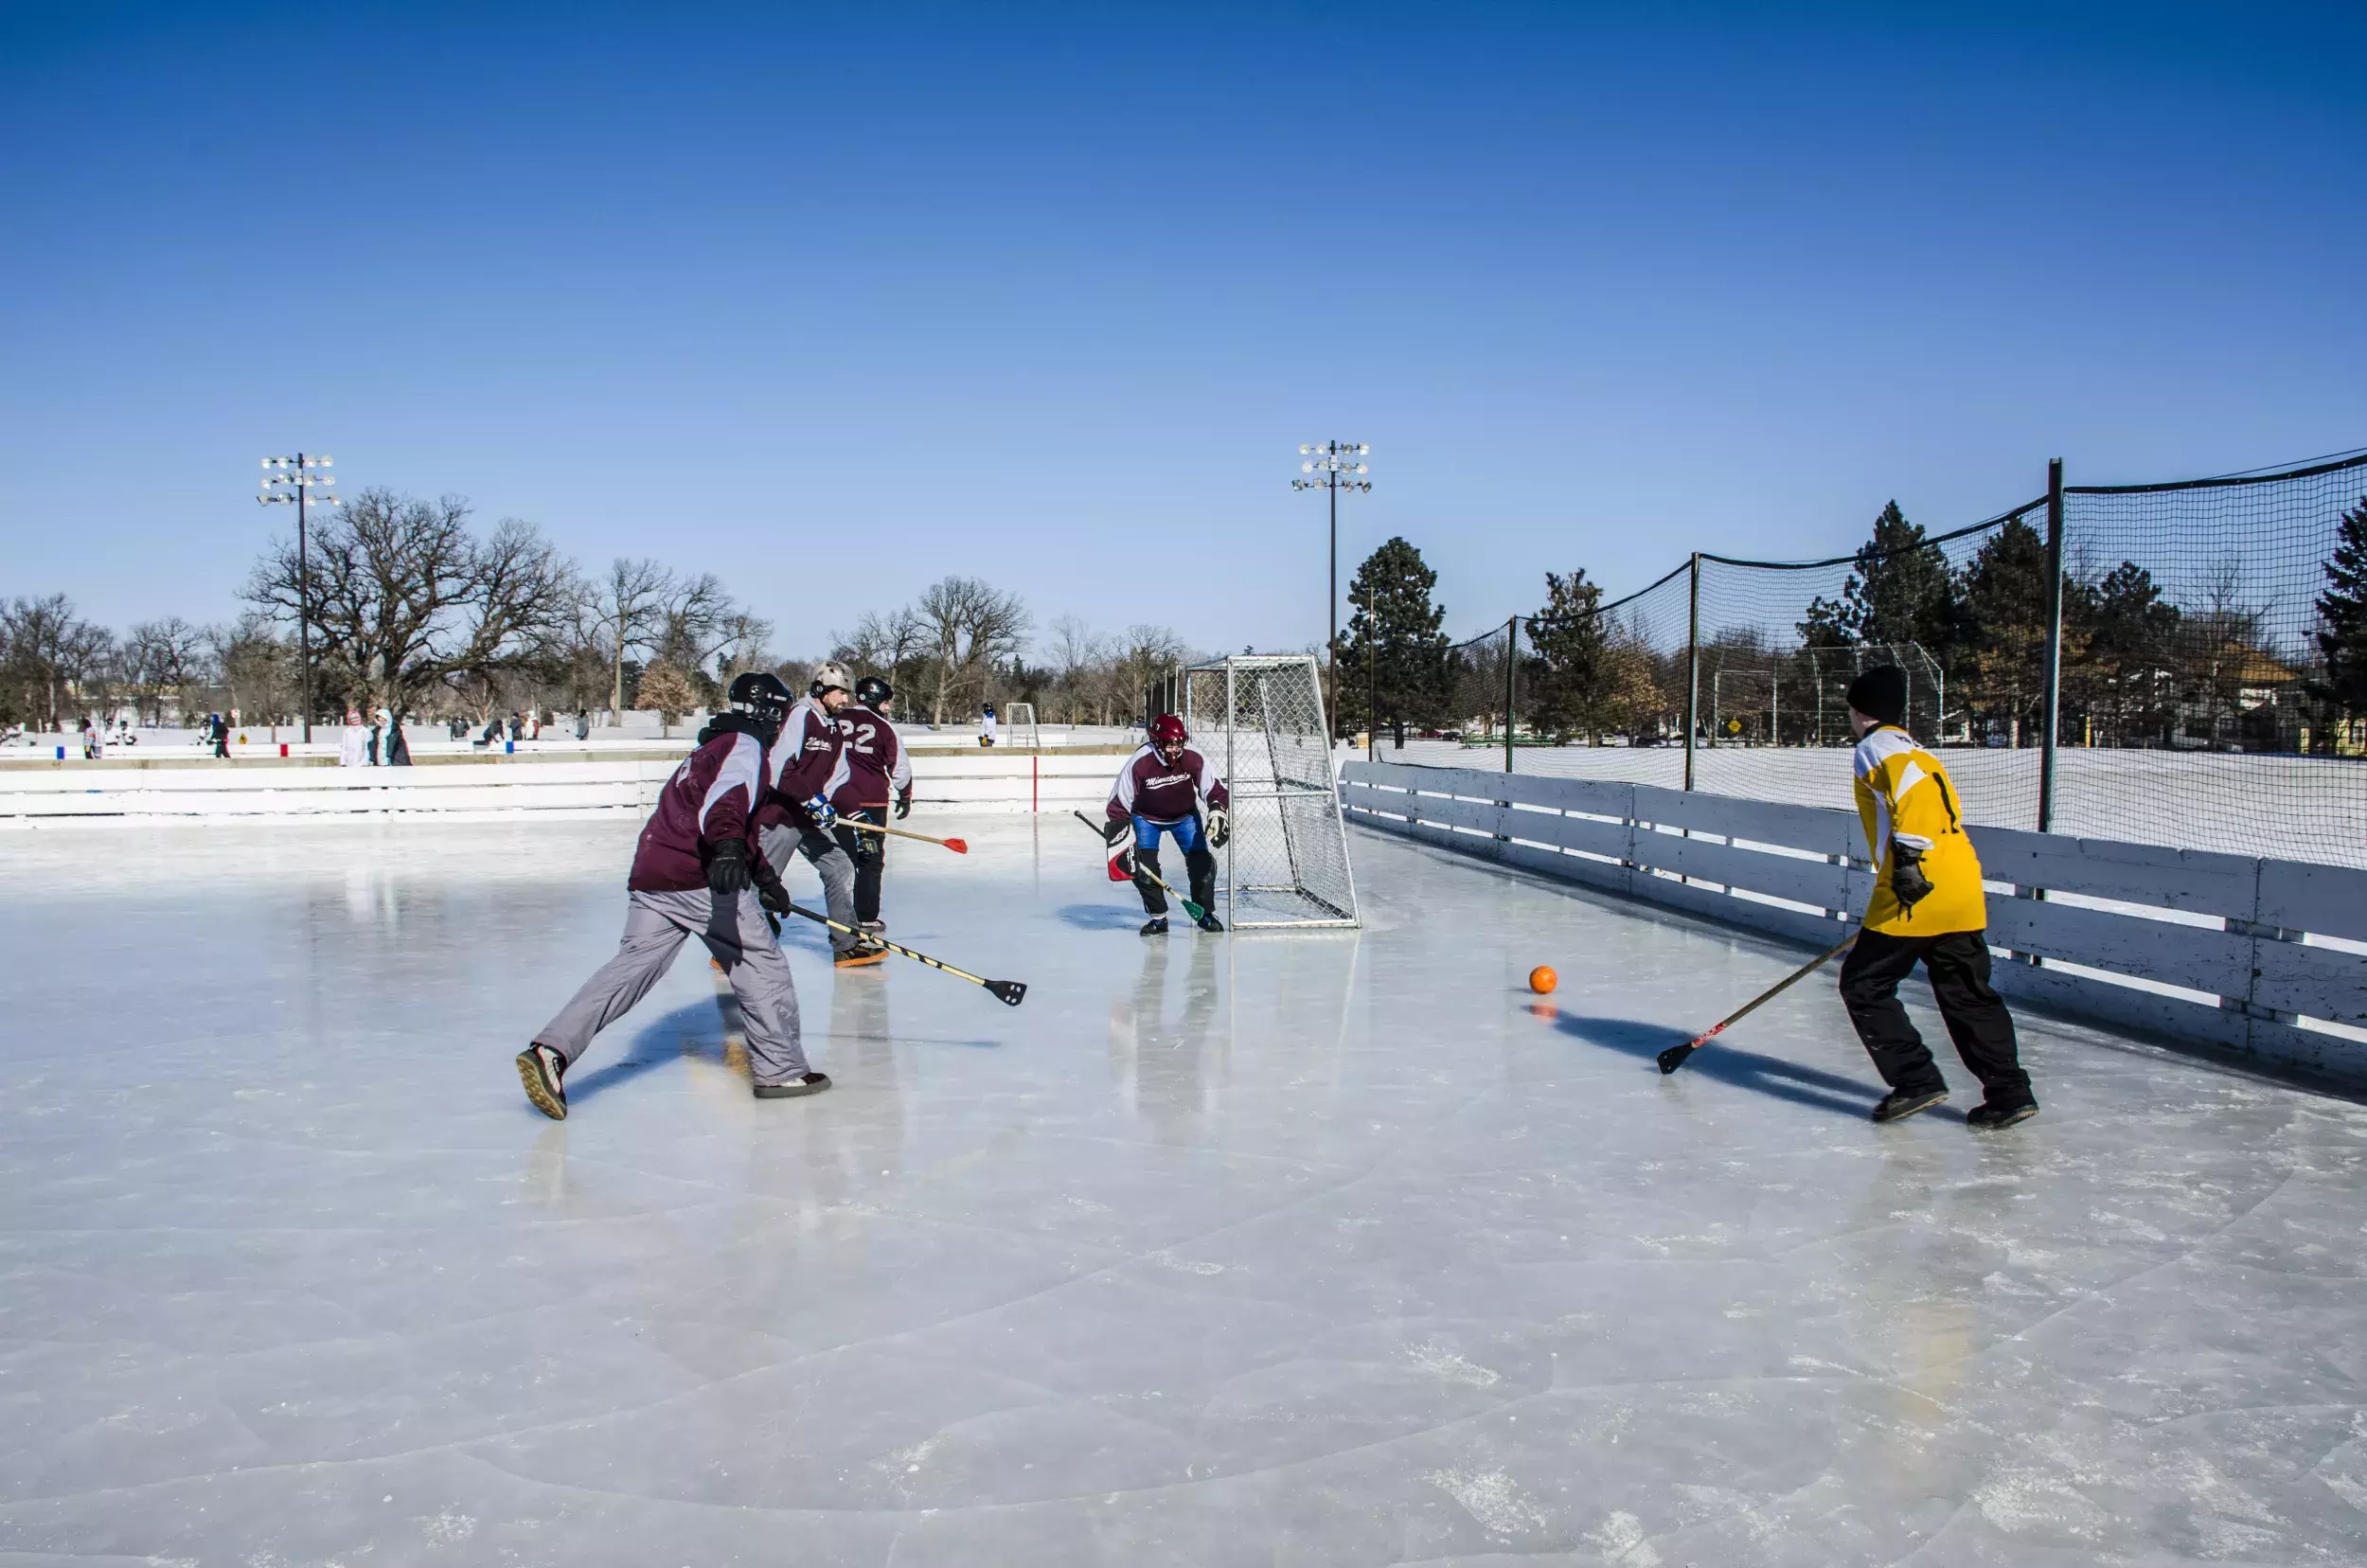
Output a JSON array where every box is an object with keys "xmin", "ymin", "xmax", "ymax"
[
  {"xmin": 707, "ymin": 838, "xmax": 752, "ymax": 897},
  {"xmin": 1890, "ymin": 842, "xmax": 1934, "ymax": 911},
  {"xmin": 755, "ymin": 870, "xmax": 792, "ymax": 916},
  {"xmin": 1205, "ymin": 807, "xmax": 1230, "ymax": 849},
  {"xmin": 893, "ymin": 790, "xmax": 912, "ymax": 821}
]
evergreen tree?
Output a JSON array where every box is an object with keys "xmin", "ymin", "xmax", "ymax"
[
  {"xmin": 1342, "ymin": 537, "xmax": 1450, "ymax": 748},
  {"xmin": 1958, "ymin": 517, "xmax": 2067, "ymax": 746},
  {"xmin": 2084, "ymin": 561, "xmax": 2181, "ymax": 744},
  {"xmin": 1797, "ymin": 502, "xmax": 1961, "ymax": 657},
  {"xmin": 1527, "ymin": 569, "xmax": 1608, "ymax": 742},
  {"xmin": 1843, "ymin": 502, "xmax": 1961, "ymax": 650},
  {"xmin": 2316, "ymin": 496, "xmax": 2367, "ymax": 719}
]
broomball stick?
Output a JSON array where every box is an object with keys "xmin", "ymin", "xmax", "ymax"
[
  {"xmin": 840, "ymin": 812, "xmax": 968, "ymax": 854},
  {"xmin": 1070, "ymin": 811, "xmax": 1209, "ymax": 924},
  {"xmin": 1657, "ymin": 934, "xmax": 1858, "ymax": 1075},
  {"xmin": 760, "ymin": 880, "xmax": 1025, "ymax": 1007}
]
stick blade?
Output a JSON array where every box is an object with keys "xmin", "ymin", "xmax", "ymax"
[
  {"xmin": 944, "ymin": 838, "xmax": 969, "ymax": 854},
  {"xmin": 1656, "ymin": 1042, "xmax": 1697, "ymax": 1075},
  {"xmin": 986, "ymin": 979, "xmax": 1027, "ymax": 1007}
]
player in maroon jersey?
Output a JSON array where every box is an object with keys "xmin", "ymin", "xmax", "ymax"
[
  {"xmin": 1102, "ymin": 713, "xmax": 1230, "ymax": 935},
  {"xmin": 754, "ymin": 661, "xmax": 878, "ymax": 967},
  {"xmin": 831, "ymin": 675, "xmax": 914, "ymax": 934}
]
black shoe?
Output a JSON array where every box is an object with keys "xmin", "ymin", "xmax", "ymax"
[
  {"xmin": 1194, "ymin": 911, "xmax": 1224, "ymax": 933},
  {"xmin": 1871, "ymin": 1087, "xmax": 1948, "ymax": 1124},
  {"xmin": 859, "ymin": 918, "xmax": 885, "ymax": 935},
  {"xmin": 1967, "ymin": 1098, "xmax": 2038, "ymax": 1130},
  {"xmin": 516, "ymin": 1043, "xmax": 568, "ymax": 1121},
  {"xmin": 1140, "ymin": 917, "xmax": 1168, "ymax": 936},
  {"xmin": 754, "ymin": 1072, "xmax": 831, "ymax": 1099}
]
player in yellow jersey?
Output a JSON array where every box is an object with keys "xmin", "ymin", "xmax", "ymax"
[{"xmin": 1840, "ymin": 666, "xmax": 2037, "ymax": 1129}]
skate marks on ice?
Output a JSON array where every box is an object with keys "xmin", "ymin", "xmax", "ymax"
[{"xmin": 4, "ymin": 816, "xmax": 2367, "ymax": 1563}]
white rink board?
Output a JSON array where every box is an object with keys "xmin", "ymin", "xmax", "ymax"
[
  {"xmin": 3, "ymin": 814, "xmax": 2365, "ymax": 1564},
  {"xmin": 0, "ymin": 750, "xmax": 1129, "ymax": 824}
]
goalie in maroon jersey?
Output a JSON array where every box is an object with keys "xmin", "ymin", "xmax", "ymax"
[{"xmin": 1102, "ymin": 713, "xmax": 1230, "ymax": 935}]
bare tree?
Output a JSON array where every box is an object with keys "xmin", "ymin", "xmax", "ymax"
[
  {"xmin": 650, "ymin": 572, "xmax": 734, "ymax": 677},
  {"xmin": 1046, "ymin": 615, "xmax": 1112, "ymax": 723},
  {"xmin": 1, "ymin": 595, "xmax": 108, "ymax": 729},
  {"xmin": 913, "ymin": 576, "xmax": 1031, "ymax": 724},
  {"xmin": 832, "ymin": 606, "xmax": 932, "ymax": 697},
  {"xmin": 1103, "ymin": 623, "xmax": 1187, "ymax": 727},
  {"xmin": 207, "ymin": 615, "xmax": 297, "ymax": 734},
  {"xmin": 713, "ymin": 611, "xmax": 775, "ymax": 684},
  {"xmin": 580, "ymin": 558, "xmax": 674, "ymax": 723},
  {"xmin": 243, "ymin": 489, "xmax": 576, "ymax": 722},
  {"xmin": 116, "ymin": 616, "xmax": 216, "ymax": 725}
]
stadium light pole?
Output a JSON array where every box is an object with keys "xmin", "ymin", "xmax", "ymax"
[
  {"xmin": 1294, "ymin": 439, "xmax": 1370, "ymax": 742},
  {"xmin": 258, "ymin": 454, "xmax": 338, "ymax": 743}
]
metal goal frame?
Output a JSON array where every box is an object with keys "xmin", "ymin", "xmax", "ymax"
[{"xmin": 1183, "ymin": 654, "xmax": 1361, "ymax": 930}]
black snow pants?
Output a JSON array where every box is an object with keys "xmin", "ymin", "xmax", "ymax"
[
  {"xmin": 1840, "ymin": 929, "xmax": 2032, "ymax": 1103},
  {"xmin": 1135, "ymin": 846, "xmax": 1217, "ymax": 918},
  {"xmin": 831, "ymin": 807, "xmax": 888, "ymax": 925}
]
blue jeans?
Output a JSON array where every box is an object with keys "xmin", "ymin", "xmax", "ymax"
[{"xmin": 1133, "ymin": 814, "xmax": 1205, "ymax": 855}]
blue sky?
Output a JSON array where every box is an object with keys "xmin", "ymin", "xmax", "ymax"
[{"xmin": 3, "ymin": 1, "xmax": 2362, "ymax": 656}]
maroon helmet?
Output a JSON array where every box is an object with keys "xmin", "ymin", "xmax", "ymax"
[{"xmin": 1148, "ymin": 714, "xmax": 1188, "ymax": 749}]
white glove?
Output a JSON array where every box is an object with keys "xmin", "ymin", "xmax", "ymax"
[{"xmin": 1205, "ymin": 807, "xmax": 1229, "ymax": 849}]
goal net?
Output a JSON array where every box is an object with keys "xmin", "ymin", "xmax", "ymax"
[
  {"xmin": 1183, "ymin": 655, "xmax": 1360, "ymax": 928},
  {"xmin": 1001, "ymin": 702, "xmax": 1041, "ymax": 749}
]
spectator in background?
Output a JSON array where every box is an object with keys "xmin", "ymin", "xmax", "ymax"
[
  {"xmin": 979, "ymin": 703, "xmax": 998, "ymax": 749},
  {"xmin": 575, "ymin": 709, "xmax": 591, "ymax": 740},
  {"xmin": 81, "ymin": 719, "xmax": 102, "ymax": 760},
  {"xmin": 339, "ymin": 709, "xmax": 369, "ymax": 768},
  {"xmin": 507, "ymin": 711, "xmax": 525, "ymax": 742},
  {"xmin": 210, "ymin": 713, "xmax": 230, "ymax": 759},
  {"xmin": 479, "ymin": 716, "xmax": 503, "ymax": 748},
  {"xmin": 383, "ymin": 708, "xmax": 412, "ymax": 766}
]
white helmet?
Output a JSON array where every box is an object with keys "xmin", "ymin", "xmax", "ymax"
[{"xmin": 810, "ymin": 661, "xmax": 854, "ymax": 696}]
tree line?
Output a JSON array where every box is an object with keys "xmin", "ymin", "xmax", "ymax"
[
  {"xmin": 1327, "ymin": 494, "xmax": 2367, "ymax": 754},
  {"xmin": 1, "ymin": 486, "xmax": 1195, "ymax": 736}
]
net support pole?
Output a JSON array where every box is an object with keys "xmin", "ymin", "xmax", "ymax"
[
  {"xmin": 1365, "ymin": 579, "xmax": 1378, "ymax": 763},
  {"xmin": 2037, "ymin": 457, "xmax": 2066, "ymax": 833},
  {"xmin": 1504, "ymin": 615, "xmax": 1517, "ymax": 774},
  {"xmin": 1683, "ymin": 552, "xmax": 1700, "ymax": 792}
]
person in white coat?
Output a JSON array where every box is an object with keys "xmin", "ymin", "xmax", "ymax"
[{"xmin": 339, "ymin": 710, "xmax": 369, "ymax": 768}]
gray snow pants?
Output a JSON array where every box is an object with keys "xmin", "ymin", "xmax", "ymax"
[
  {"xmin": 532, "ymin": 886, "xmax": 809, "ymax": 1086},
  {"xmin": 760, "ymin": 822, "xmax": 859, "ymax": 951}
]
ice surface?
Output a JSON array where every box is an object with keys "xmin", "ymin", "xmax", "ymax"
[{"xmin": 4, "ymin": 813, "xmax": 2366, "ymax": 1565}]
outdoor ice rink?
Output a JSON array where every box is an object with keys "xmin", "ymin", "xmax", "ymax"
[{"xmin": 6, "ymin": 812, "xmax": 2367, "ymax": 1566}]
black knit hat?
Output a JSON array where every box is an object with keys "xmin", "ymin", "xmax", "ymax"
[{"xmin": 1845, "ymin": 666, "xmax": 1908, "ymax": 727}]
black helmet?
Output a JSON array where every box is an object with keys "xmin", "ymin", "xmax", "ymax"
[
  {"xmin": 855, "ymin": 675, "xmax": 893, "ymax": 707},
  {"xmin": 726, "ymin": 670, "xmax": 794, "ymax": 736}
]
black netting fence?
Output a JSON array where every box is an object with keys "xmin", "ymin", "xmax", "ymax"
[{"xmin": 1363, "ymin": 447, "xmax": 2367, "ymax": 865}]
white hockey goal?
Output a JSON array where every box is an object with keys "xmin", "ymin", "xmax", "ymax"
[
  {"xmin": 1001, "ymin": 702, "xmax": 1041, "ymax": 749},
  {"xmin": 1184, "ymin": 655, "xmax": 1360, "ymax": 928}
]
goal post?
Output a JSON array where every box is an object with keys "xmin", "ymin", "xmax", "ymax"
[
  {"xmin": 1002, "ymin": 702, "xmax": 1041, "ymax": 749},
  {"xmin": 1183, "ymin": 655, "xmax": 1360, "ymax": 929}
]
